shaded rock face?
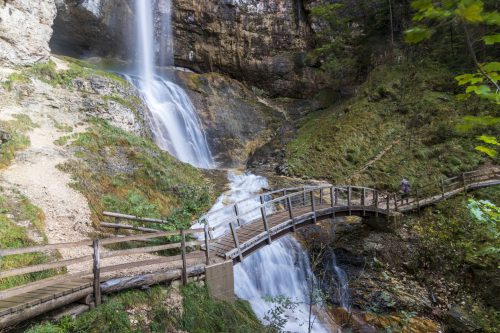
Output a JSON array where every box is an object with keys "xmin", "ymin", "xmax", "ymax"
[
  {"xmin": 173, "ymin": 0, "xmax": 323, "ymax": 97},
  {"xmin": 0, "ymin": 0, "xmax": 57, "ymax": 66},
  {"xmin": 51, "ymin": 0, "xmax": 325, "ymax": 97},
  {"xmin": 176, "ymin": 71, "xmax": 284, "ymax": 168},
  {"xmin": 50, "ymin": 0, "xmax": 134, "ymax": 58}
]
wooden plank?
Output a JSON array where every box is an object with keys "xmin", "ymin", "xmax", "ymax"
[
  {"xmin": 100, "ymin": 222, "xmax": 159, "ymax": 233},
  {"xmin": 181, "ymin": 230, "xmax": 187, "ymax": 286},
  {"xmin": 0, "ymin": 255, "xmax": 93, "ymax": 279},
  {"xmin": 101, "ymin": 241, "xmax": 202, "ymax": 259},
  {"xmin": 93, "ymin": 239, "xmax": 101, "ymax": 306},
  {"xmin": 229, "ymin": 223, "xmax": 243, "ymax": 262}
]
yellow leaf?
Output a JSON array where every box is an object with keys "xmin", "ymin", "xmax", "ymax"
[{"xmin": 456, "ymin": 2, "xmax": 484, "ymax": 23}]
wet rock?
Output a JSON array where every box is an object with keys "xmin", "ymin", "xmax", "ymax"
[
  {"xmin": 0, "ymin": 0, "xmax": 57, "ymax": 66},
  {"xmin": 444, "ymin": 306, "xmax": 480, "ymax": 333},
  {"xmin": 177, "ymin": 71, "xmax": 284, "ymax": 168}
]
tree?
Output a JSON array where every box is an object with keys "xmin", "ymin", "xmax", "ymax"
[{"xmin": 405, "ymin": 0, "xmax": 500, "ymax": 156}]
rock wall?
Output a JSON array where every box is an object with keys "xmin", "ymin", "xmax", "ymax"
[
  {"xmin": 50, "ymin": 0, "xmax": 326, "ymax": 97},
  {"xmin": 0, "ymin": 0, "xmax": 57, "ymax": 66},
  {"xmin": 50, "ymin": 0, "xmax": 134, "ymax": 58},
  {"xmin": 172, "ymin": 0, "xmax": 324, "ymax": 97}
]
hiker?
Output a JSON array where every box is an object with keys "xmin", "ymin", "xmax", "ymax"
[{"xmin": 400, "ymin": 178, "xmax": 410, "ymax": 204}]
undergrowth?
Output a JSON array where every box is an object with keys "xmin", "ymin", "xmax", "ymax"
[
  {"xmin": 26, "ymin": 284, "xmax": 266, "ymax": 333},
  {"xmin": 0, "ymin": 114, "xmax": 37, "ymax": 169},
  {"xmin": 58, "ymin": 119, "xmax": 216, "ymax": 231},
  {"xmin": 0, "ymin": 194, "xmax": 57, "ymax": 290},
  {"xmin": 285, "ymin": 61, "xmax": 491, "ymax": 190}
]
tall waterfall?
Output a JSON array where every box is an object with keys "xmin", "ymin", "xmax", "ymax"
[
  {"xmin": 131, "ymin": 1, "xmax": 334, "ymax": 331},
  {"xmin": 131, "ymin": 0, "xmax": 214, "ymax": 169}
]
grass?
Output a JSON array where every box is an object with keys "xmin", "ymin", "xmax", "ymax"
[
  {"xmin": 58, "ymin": 119, "xmax": 217, "ymax": 231},
  {"xmin": 0, "ymin": 194, "xmax": 57, "ymax": 290},
  {"xmin": 284, "ymin": 61, "xmax": 490, "ymax": 191},
  {"xmin": 26, "ymin": 284, "xmax": 267, "ymax": 333},
  {"xmin": 0, "ymin": 114, "xmax": 38, "ymax": 169}
]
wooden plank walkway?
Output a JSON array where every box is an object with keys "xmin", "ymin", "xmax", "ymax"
[{"xmin": 0, "ymin": 166, "xmax": 498, "ymax": 329}]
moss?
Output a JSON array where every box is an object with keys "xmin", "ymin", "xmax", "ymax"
[
  {"xmin": 26, "ymin": 284, "xmax": 266, "ymax": 333},
  {"xmin": 0, "ymin": 194, "xmax": 56, "ymax": 290},
  {"xmin": 0, "ymin": 114, "xmax": 38, "ymax": 169},
  {"xmin": 284, "ymin": 61, "xmax": 488, "ymax": 190},
  {"xmin": 59, "ymin": 119, "xmax": 217, "ymax": 231},
  {"xmin": 1, "ymin": 72, "xmax": 30, "ymax": 91}
]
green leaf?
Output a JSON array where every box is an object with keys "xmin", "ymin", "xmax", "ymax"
[
  {"xmin": 456, "ymin": 1, "xmax": 484, "ymax": 23},
  {"xmin": 475, "ymin": 145, "xmax": 497, "ymax": 157},
  {"xmin": 482, "ymin": 11, "xmax": 500, "ymax": 25},
  {"xmin": 455, "ymin": 73, "xmax": 483, "ymax": 85},
  {"xmin": 404, "ymin": 27, "xmax": 433, "ymax": 43},
  {"xmin": 477, "ymin": 135, "xmax": 500, "ymax": 146},
  {"xmin": 411, "ymin": 0, "xmax": 433, "ymax": 10},
  {"xmin": 483, "ymin": 34, "xmax": 500, "ymax": 45},
  {"xmin": 482, "ymin": 62, "xmax": 500, "ymax": 73},
  {"xmin": 466, "ymin": 85, "xmax": 491, "ymax": 95}
]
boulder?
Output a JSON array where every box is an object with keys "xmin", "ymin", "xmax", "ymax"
[{"xmin": 0, "ymin": 0, "xmax": 57, "ymax": 66}]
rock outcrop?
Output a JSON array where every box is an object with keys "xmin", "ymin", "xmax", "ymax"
[
  {"xmin": 50, "ymin": 0, "xmax": 134, "ymax": 58},
  {"xmin": 173, "ymin": 0, "xmax": 323, "ymax": 97},
  {"xmin": 50, "ymin": 0, "xmax": 326, "ymax": 97},
  {"xmin": 177, "ymin": 71, "xmax": 284, "ymax": 167},
  {"xmin": 0, "ymin": 0, "xmax": 57, "ymax": 66}
]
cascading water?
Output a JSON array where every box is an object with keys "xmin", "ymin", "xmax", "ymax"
[
  {"xmin": 131, "ymin": 0, "xmax": 213, "ymax": 169},
  {"xmin": 325, "ymin": 250, "xmax": 350, "ymax": 310},
  {"xmin": 131, "ymin": 1, "xmax": 336, "ymax": 331}
]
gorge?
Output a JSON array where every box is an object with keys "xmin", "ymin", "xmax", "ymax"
[{"xmin": 0, "ymin": 0, "xmax": 498, "ymax": 333}]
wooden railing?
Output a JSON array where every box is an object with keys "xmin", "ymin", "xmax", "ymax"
[
  {"xmin": 394, "ymin": 167, "xmax": 500, "ymax": 212},
  {"xmin": 0, "ymin": 227, "xmax": 213, "ymax": 304}
]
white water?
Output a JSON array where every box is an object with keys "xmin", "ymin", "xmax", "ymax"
[
  {"xmin": 132, "ymin": 1, "xmax": 333, "ymax": 331},
  {"xmin": 194, "ymin": 171, "xmax": 331, "ymax": 332},
  {"xmin": 132, "ymin": 0, "xmax": 213, "ymax": 169}
]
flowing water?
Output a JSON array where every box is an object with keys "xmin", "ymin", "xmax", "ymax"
[
  {"xmin": 131, "ymin": 0, "xmax": 213, "ymax": 169},
  {"xmin": 131, "ymin": 1, "xmax": 338, "ymax": 331}
]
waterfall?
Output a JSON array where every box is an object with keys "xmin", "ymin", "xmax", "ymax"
[
  {"xmin": 131, "ymin": 0, "xmax": 214, "ymax": 169},
  {"xmin": 325, "ymin": 250, "xmax": 350, "ymax": 310}
]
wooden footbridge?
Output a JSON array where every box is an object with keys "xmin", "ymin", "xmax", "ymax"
[{"xmin": 0, "ymin": 167, "xmax": 498, "ymax": 329}]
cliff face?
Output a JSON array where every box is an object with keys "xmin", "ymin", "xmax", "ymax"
[
  {"xmin": 49, "ymin": 0, "xmax": 325, "ymax": 97},
  {"xmin": 172, "ymin": 0, "xmax": 323, "ymax": 97},
  {"xmin": 0, "ymin": 0, "xmax": 57, "ymax": 66},
  {"xmin": 50, "ymin": 0, "xmax": 134, "ymax": 58}
]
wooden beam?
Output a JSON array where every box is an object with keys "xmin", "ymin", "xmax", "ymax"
[
  {"xmin": 0, "ymin": 255, "xmax": 93, "ymax": 279},
  {"xmin": 204, "ymin": 225, "xmax": 210, "ymax": 265},
  {"xmin": 362, "ymin": 188, "xmax": 366, "ymax": 216},
  {"xmin": 348, "ymin": 186, "xmax": 352, "ymax": 216},
  {"xmin": 92, "ymin": 239, "xmax": 101, "ymax": 306},
  {"xmin": 287, "ymin": 196, "xmax": 295, "ymax": 232},
  {"xmin": 181, "ymin": 230, "xmax": 187, "ymax": 286},
  {"xmin": 100, "ymin": 222, "xmax": 159, "ymax": 233},
  {"xmin": 229, "ymin": 223, "xmax": 243, "ymax": 262},
  {"xmin": 103, "ymin": 211, "xmax": 168, "ymax": 224}
]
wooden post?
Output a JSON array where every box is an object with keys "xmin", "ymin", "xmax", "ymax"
[
  {"xmin": 283, "ymin": 190, "xmax": 288, "ymax": 210},
  {"xmin": 234, "ymin": 204, "xmax": 241, "ymax": 227},
  {"xmin": 462, "ymin": 173, "xmax": 467, "ymax": 197},
  {"xmin": 287, "ymin": 196, "xmax": 295, "ymax": 232},
  {"xmin": 330, "ymin": 187, "xmax": 335, "ymax": 219},
  {"xmin": 375, "ymin": 191, "xmax": 379, "ymax": 217},
  {"xmin": 440, "ymin": 179, "xmax": 445, "ymax": 199},
  {"xmin": 92, "ymin": 239, "xmax": 101, "ymax": 306},
  {"xmin": 386, "ymin": 195, "xmax": 390, "ymax": 215},
  {"xmin": 204, "ymin": 224, "xmax": 210, "ymax": 265},
  {"xmin": 310, "ymin": 190, "xmax": 315, "ymax": 212},
  {"xmin": 334, "ymin": 188, "xmax": 339, "ymax": 205},
  {"xmin": 181, "ymin": 229, "xmax": 187, "ymax": 286},
  {"xmin": 416, "ymin": 188, "xmax": 420, "ymax": 214},
  {"xmin": 319, "ymin": 188, "xmax": 323, "ymax": 205},
  {"xmin": 260, "ymin": 204, "xmax": 272, "ymax": 244},
  {"xmin": 347, "ymin": 186, "xmax": 352, "ymax": 216},
  {"xmin": 362, "ymin": 188, "xmax": 366, "ymax": 216},
  {"xmin": 229, "ymin": 222, "xmax": 243, "ymax": 262},
  {"xmin": 394, "ymin": 194, "xmax": 398, "ymax": 212}
]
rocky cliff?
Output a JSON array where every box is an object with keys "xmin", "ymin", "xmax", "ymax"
[
  {"xmin": 0, "ymin": 0, "xmax": 57, "ymax": 66},
  {"xmin": 49, "ymin": 0, "xmax": 325, "ymax": 97}
]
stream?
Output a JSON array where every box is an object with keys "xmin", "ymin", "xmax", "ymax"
[{"xmin": 127, "ymin": 0, "xmax": 348, "ymax": 331}]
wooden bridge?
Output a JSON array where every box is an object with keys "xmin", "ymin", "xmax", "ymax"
[{"xmin": 0, "ymin": 167, "xmax": 498, "ymax": 329}]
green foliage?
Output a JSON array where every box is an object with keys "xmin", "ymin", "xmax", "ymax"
[
  {"xmin": 59, "ymin": 119, "xmax": 216, "ymax": 230},
  {"xmin": 1, "ymin": 72, "xmax": 30, "ymax": 91},
  {"xmin": 180, "ymin": 283, "xmax": 266, "ymax": 333},
  {"xmin": 0, "ymin": 195, "xmax": 56, "ymax": 290},
  {"xmin": 0, "ymin": 114, "xmax": 37, "ymax": 169},
  {"xmin": 284, "ymin": 62, "xmax": 486, "ymax": 189},
  {"xmin": 263, "ymin": 295, "xmax": 299, "ymax": 331}
]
